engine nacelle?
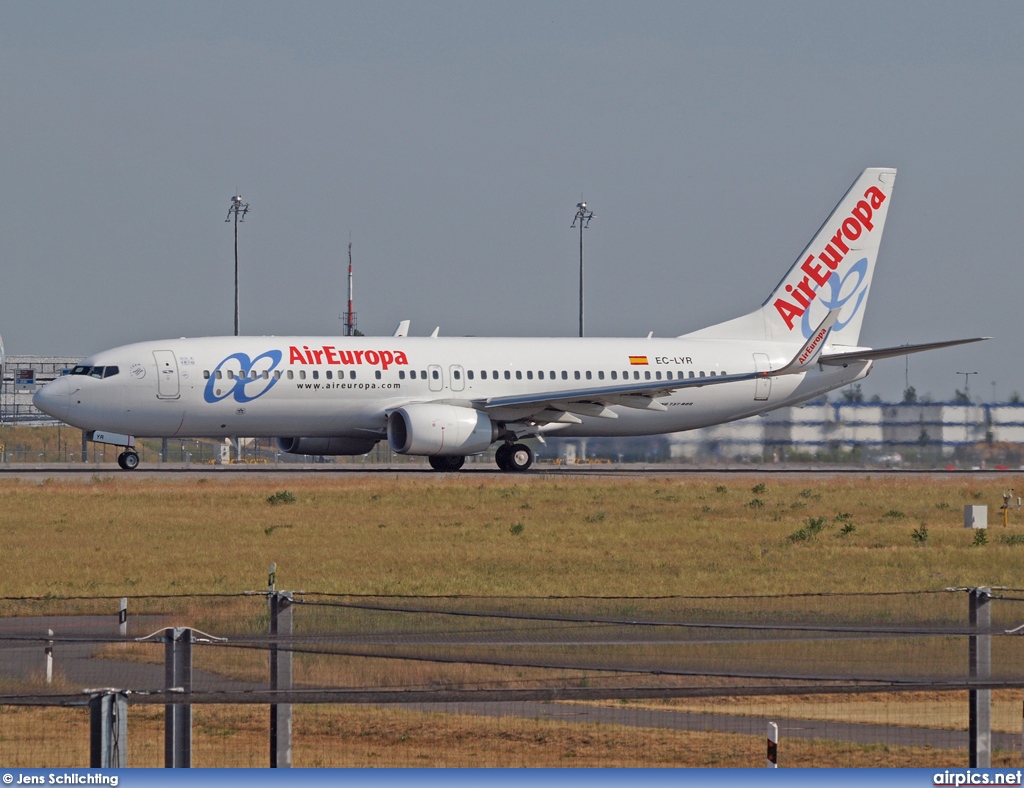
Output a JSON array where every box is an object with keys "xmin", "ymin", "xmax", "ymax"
[
  {"xmin": 387, "ymin": 404, "xmax": 497, "ymax": 456},
  {"xmin": 277, "ymin": 437, "xmax": 379, "ymax": 456}
]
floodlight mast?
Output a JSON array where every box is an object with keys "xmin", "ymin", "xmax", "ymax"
[
  {"xmin": 571, "ymin": 201, "xmax": 594, "ymax": 338},
  {"xmin": 225, "ymin": 195, "xmax": 250, "ymax": 336}
]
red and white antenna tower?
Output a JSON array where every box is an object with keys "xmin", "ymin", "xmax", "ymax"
[{"xmin": 342, "ymin": 241, "xmax": 357, "ymax": 336}]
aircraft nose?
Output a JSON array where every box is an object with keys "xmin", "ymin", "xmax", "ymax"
[{"xmin": 33, "ymin": 376, "xmax": 71, "ymax": 422}]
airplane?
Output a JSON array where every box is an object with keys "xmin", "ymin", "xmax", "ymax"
[{"xmin": 33, "ymin": 167, "xmax": 987, "ymax": 472}]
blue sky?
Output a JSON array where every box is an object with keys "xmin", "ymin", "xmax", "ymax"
[{"xmin": 2, "ymin": 1, "xmax": 1022, "ymax": 401}]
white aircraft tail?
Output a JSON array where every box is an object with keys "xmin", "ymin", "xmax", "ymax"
[{"xmin": 685, "ymin": 167, "xmax": 897, "ymax": 346}]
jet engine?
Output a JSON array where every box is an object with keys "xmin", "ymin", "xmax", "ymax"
[
  {"xmin": 387, "ymin": 404, "xmax": 498, "ymax": 456},
  {"xmin": 277, "ymin": 437, "xmax": 379, "ymax": 456}
]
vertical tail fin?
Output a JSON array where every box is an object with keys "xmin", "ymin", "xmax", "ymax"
[{"xmin": 685, "ymin": 167, "xmax": 897, "ymax": 345}]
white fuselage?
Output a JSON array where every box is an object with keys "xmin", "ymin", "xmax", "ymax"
[{"xmin": 34, "ymin": 334, "xmax": 871, "ymax": 443}]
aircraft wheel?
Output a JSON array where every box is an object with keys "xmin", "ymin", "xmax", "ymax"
[
  {"xmin": 118, "ymin": 451, "xmax": 140, "ymax": 471},
  {"xmin": 494, "ymin": 443, "xmax": 512, "ymax": 471},
  {"xmin": 429, "ymin": 455, "xmax": 465, "ymax": 472},
  {"xmin": 507, "ymin": 443, "xmax": 533, "ymax": 472}
]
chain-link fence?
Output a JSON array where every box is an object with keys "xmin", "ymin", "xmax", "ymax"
[{"xmin": 2, "ymin": 588, "xmax": 1023, "ymax": 767}]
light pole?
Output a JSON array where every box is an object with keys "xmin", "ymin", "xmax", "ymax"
[
  {"xmin": 957, "ymin": 371, "xmax": 978, "ymax": 402},
  {"xmin": 225, "ymin": 195, "xmax": 250, "ymax": 336},
  {"xmin": 571, "ymin": 201, "xmax": 594, "ymax": 338}
]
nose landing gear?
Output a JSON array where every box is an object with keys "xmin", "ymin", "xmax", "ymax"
[{"xmin": 117, "ymin": 450, "xmax": 140, "ymax": 470}]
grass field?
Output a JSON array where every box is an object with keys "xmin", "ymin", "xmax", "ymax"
[
  {"xmin": 3, "ymin": 471, "xmax": 1023, "ymax": 767},
  {"xmin": 0, "ymin": 472, "xmax": 1021, "ymax": 597}
]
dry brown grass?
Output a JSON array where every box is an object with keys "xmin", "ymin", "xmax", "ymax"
[
  {"xmin": 1, "ymin": 702, "xmax": 1013, "ymax": 768},
  {"xmin": 1, "ymin": 474, "xmax": 1021, "ymax": 598}
]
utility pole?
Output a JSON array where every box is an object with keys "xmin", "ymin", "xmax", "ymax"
[
  {"xmin": 226, "ymin": 195, "xmax": 250, "ymax": 336},
  {"xmin": 571, "ymin": 201, "xmax": 594, "ymax": 338},
  {"xmin": 342, "ymin": 241, "xmax": 357, "ymax": 336}
]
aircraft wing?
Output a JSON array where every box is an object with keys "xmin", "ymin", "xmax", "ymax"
[
  {"xmin": 478, "ymin": 369, "xmax": 763, "ymax": 421},
  {"xmin": 476, "ymin": 311, "xmax": 844, "ymax": 425},
  {"xmin": 819, "ymin": 337, "xmax": 990, "ymax": 365}
]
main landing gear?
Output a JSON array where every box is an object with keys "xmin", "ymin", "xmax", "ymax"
[
  {"xmin": 428, "ymin": 455, "xmax": 466, "ymax": 472},
  {"xmin": 495, "ymin": 442, "xmax": 533, "ymax": 472},
  {"xmin": 117, "ymin": 450, "xmax": 140, "ymax": 470}
]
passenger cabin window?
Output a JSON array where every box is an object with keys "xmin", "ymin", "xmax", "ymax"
[
  {"xmin": 409, "ymin": 370, "xmax": 416, "ymax": 379},
  {"xmin": 326, "ymin": 371, "xmax": 333, "ymax": 379},
  {"xmin": 350, "ymin": 370, "xmax": 356, "ymax": 379},
  {"xmin": 204, "ymin": 370, "xmax": 210, "ymax": 379},
  {"xmin": 688, "ymin": 371, "xmax": 695, "ymax": 378},
  {"xmin": 526, "ymin": 371, "xmax": 533, "ymax": 380},
  {"xmin": 574, "ymin": 371, "xmax": 581, "ymax": 380},
  {"xmin": 375, "ymin": 370, "xmax": 381, "ymax": 379},
  {"xmin": 537, "ymin": 371, "xmax": 544, "ymax": 380},
  {"xmin": 274, "ymin": 370, "xmax": 281, "ymax": 379},
  {"xmin": 216, "ymin": 370, "xmax": 223, "ymax": 380},
  {"xmin": 516, "ymin": 371, "xmax": 522, "ymax": 380},
  {"xmin": 431, "ymin": 370, "xmax": 439, "ymax": 380},
  {"xmin": 312, "ymin": 371, "xmax": 319, "ymax": 380},
  {"xmin": 585, "ymin": 371, "xmax": 592, "ymax": 380},
  {"xmin": 611, "ymin": 371, "xmax": 617, "ymax": 380},
  {"xmin": 453, "ymin": 370, "xmax": 461, "ymax": 380},
  {"xmin": 227, "ymin": 370, "xmax": 235, "ymax": 380},
  {"xmin": 644, "ymin": 371, "xmax": 651, "ymax": 380},
  {"xmin": 399, "ymin": 371, "xmax": 406, "ymax": 379},
  {"xmin": 562, "ymin": 371, "xmax": 568, "ymax": 380},
  {"xmin": 467, "ymin": 370, "xmax": 474, "ymax": 380},
  {"xmin": 299, "ymin": 370, "xmax": 306, "ymax": 380},
  {"xmin": 598, "ymin": 371, "xmax": 604, "ymax": 380},
  {"xmin": 287, "ymin": 370, "xmax": 294, "ymax": 380},
  {"xmin": 504, "ymin": 371, "xmax": 511, "ymax": 380},
  {"xmin": 493, "ymin": 370, "xmax": 499, "ymax": 379}
]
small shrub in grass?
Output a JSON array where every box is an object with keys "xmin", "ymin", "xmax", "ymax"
[
  {"xmin": 911, "ymin": 525, "xmax": 929, "ymax": 544},
  {"xmin": 973, "ymin": 530, "xmax": 988, "ymax": 547},
  {"xmin": 999, "ymin": 533, "xmax": 1024, "ymax": 546},
  {"xmin": 747, "ymin": 498, "xmax": 765, "ymax": 509},
  {"xmin": 788, "ymin": 516, "xmax": 829, "ymax": 543},
  {"xmin": 884, "ymin": 510, "xmax": 907, "ymax": 520},
  {"xmin": 715, "ymin": 485, "xmax": 727, "ymax": 494},
  {"xmin": 267, "ymin": 491, "xmax": 296, "ymax": 505},
  {"xmin": 584, "ymin": 511, "xmax": 607, "ymax": 523},
  {"xmin": 798, "ymin": 488, "xmax": 822, "ymax": 501},
  {"xmin": 751, "ymin": 483, "xmax": 767, "ymax": 494},
  {"xmin": 509, "ymin": 523, "xmax": 525, "ymax": 536},
  {"xmin": 838, "ymin": 523, "xmax": 856, "ymax": 537}
]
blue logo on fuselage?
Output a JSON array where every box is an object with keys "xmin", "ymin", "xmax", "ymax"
[{"xmin": 203, "ymin": 350, "xmax": 283, "ymax": 403}]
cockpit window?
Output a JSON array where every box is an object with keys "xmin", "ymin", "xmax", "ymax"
[
  {"xmin": 71, "ymin": 365, "xmax": 91, "ymax": 376},
  {"xmin": 70, "ymin": 364, "xmax": 119, "ymax": 379},
  {"xmin": 103, "ymin": 366, "xmax": 119, "ymax": 378},
  {"xmin": 89, "ymin": 367, "xmax": 104, "ymax": 378}
]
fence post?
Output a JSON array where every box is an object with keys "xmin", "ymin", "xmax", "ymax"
[
  {"xmin": 969, "ymin": 587, "xmax": 991, "ymax": 768},
  {"xmin": 766, "ymin": 721, "xmax": 778, "ymax": 767},
  {"xmin": 164, "ymin": 627, "xmax": 192, "ymax": 768},
  {"xmin": 270, "ymin": 591, "xmax": 293, "ymax": 768},
  {"xmin": 90, "ymin": 691, "xmax": 128, "ymax": 767}
]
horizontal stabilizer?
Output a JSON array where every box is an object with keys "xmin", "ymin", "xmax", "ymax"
[{"xmin": 819, "ymin": 337, "xmax": 990, "ymax": 365}]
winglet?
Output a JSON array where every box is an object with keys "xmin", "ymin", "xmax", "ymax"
[
  {"xmin": 772, "ymin": 308, "xmax": 841, "ymax": 376},
  {"xmin": 393, "ymin": 320, "xmax": 410, "ymax": 338}
]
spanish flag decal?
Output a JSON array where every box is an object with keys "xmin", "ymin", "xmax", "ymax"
[{"xmin": 629, "ymin": 355, "xmax": 649, "ymax": 366}]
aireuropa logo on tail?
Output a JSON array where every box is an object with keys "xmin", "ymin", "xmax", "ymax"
[{"xmin": 774, "ymin": 185, "xmax": 887, "ymax": 337}]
